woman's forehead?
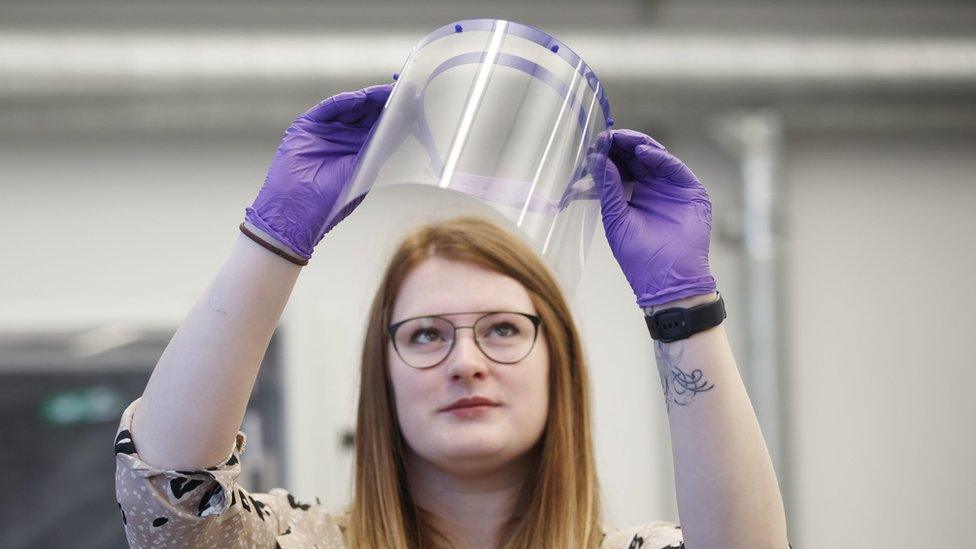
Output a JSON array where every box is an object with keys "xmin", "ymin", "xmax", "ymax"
[{"xmin": 393, "ymin": 257, "xmax": 535, "ymax": 319}]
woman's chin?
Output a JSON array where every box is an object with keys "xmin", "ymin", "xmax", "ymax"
[
  {"xmin": 404, "ymin": 430, "xmax": 539, "ymax": 479},
  {"xmin": 441, "ymin": 434, "xmax": 509, "ymax": 460},
  {"xmin": 430, "ymin": 434, "xmax": 516, "ymax": 470}
]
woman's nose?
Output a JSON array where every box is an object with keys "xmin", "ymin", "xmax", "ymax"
[{"xmin": 445, "ymin": 328, "xmax": 489, "ymax": 380}]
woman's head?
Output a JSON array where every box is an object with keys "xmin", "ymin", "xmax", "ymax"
[
  {"xmin": 388, "ymin": 255, "xmax": 550, "ymax": 478},
  {"xmin": 350, "ymin": 215, "xmax": 602, "ymax": 548}
]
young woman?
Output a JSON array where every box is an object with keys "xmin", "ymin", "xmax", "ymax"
[{"xmin": 114, "ymin": 83, "xmax": 791, "ymax": 548}]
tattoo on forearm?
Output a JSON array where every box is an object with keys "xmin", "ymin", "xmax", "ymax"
[{"xmin": 654, "ymin": 340, "xmax": 714, "ymax": 412}]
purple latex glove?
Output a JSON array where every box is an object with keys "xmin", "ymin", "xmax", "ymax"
[
  {"xmin": 589, "ymin": 129, "xmax": 717, "ymax": 307},
  {"xmin": 244, "ymin": 83, "xmax": 392, "ymax": 261}
]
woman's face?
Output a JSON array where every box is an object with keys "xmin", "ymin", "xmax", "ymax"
[{"xmin": 388, "ymin": 256, "xmax": 550, "ymax": 476}]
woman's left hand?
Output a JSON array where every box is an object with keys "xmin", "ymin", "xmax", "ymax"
[{"xmin": 589, "ymin": 129, "xmax": 717, "ymax": 307}]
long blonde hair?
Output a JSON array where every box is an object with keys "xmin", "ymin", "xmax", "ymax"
[{"xmin": 348, "ymin": 215, "xmax": 603, "ymax": 548}]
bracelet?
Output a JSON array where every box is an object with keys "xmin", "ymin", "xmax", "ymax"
[{"xmin": 238, "ymin": 223, "xmax": 309, "ymax": 266}]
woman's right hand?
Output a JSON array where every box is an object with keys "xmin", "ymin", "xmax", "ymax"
[{"xmin": 244, "ymin": 83, "xmax": 393, "ymax": 262}]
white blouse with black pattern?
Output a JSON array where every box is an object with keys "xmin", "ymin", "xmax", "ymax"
[{"xmin": 115, "ymin": 397, "xmax": 771, "ymax": 548}]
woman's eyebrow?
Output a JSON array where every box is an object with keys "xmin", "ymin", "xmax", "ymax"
[
  {"xmin": 406, "ymin": 309, "xmax": 525, "ymax": 319},
  {"xmin": 416, "ymin": 310, "xmax": 495, "ymax": 318}
]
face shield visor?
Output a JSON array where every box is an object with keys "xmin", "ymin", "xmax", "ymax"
[{"xmin": 325, "ymin": 19, "xmax": 613, "ymax": 296}]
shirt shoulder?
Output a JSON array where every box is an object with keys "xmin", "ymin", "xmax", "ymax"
[
  {"xmin": 114, "ymin": 397, "xmax": 348, "ymax": 548},
  {"xmin": 264, "ymin": 489, "xmax": 348, "ymax": 548},
  {"xmin": 600, "ymin": 520, "xmax": 684, "ymax": 549}
]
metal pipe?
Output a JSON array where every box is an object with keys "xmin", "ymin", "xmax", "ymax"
[
  {"xmin": 710, "ymin": 109, "xmax": 790, "ymax": 518},
  {"xmin": 2, "ymin": 30, "xmax": 975, "ymax": 95}
]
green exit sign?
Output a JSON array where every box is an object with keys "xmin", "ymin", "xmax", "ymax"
[{"xmin": 40, "ymin": 385, "xmax": 125, "ymax": 426}]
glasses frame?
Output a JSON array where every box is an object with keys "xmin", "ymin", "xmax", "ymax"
[{"xmin": 386, "ymin": 310, "xmax": 543, "ymax": 369}]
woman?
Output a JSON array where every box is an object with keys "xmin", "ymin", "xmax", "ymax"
[{"xmin": 114, "ymin": 83, "xmax": 791, "ymax": 548}]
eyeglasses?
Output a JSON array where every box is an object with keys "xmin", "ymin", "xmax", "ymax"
[{"xmin": 387, "ymin": 311, "xmax": 543, "ymax": 369}]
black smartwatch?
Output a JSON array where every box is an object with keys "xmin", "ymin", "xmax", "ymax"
[{"xmin": 643, "ymin": 292, "xmax": 726, "ymax": 343}]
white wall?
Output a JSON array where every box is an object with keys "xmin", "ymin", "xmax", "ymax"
[{"xmin": 784, "ymin": 129, "xmax": 976, "ymax": 548}]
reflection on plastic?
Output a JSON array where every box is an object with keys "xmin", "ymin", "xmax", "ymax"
[{"xmin": 325, "ymin": 18, "xmax": 612, "ymax": 297}]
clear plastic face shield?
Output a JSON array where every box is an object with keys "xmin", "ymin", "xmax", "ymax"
[{"xmin": 325, "ymin": 19, "xmax": 613, "ymax": 296}]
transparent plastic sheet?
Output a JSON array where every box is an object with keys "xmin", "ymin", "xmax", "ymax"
[{"xmin": 325, "ymin": 19, "xmax": 612, "ymax": 296}]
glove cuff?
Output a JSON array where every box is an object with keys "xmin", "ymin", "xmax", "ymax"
[
  {"xmin": 239, "ymin": 220, "xmax": 309, "ymax": 266},
  {"xmin": 636, "ymin": 278, "xmax": 717, "ymax": 308},
  {"xmin": 243, "ymin": 207, "xmax": 315, "ymax": 258}
]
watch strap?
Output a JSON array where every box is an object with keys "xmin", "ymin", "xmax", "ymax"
[{"xmin": 644, "ymin": 292, "xmax": 726, "ymax": 343}]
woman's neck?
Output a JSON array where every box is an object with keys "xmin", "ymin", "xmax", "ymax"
[{"xmin": 405, "ymin": 451, "xmax": 534, "ymax": 549}]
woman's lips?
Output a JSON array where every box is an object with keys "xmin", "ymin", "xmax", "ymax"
[
  {"xmin": 444, "ymin": 404, "xmax": 498, "ymax": 418},
  {"xmin": 440, "ymin": 396, "xmax": 498, "ymax": 412}
]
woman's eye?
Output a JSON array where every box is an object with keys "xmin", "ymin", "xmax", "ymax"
[
  {"xmin": 491, "ymin": 323, "xmax": 519, "ymax": 337},
  {"xmin": 410, "ymin": 329, "xmax": 442, "ymax": 344}
]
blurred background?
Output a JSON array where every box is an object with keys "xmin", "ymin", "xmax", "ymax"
[{"xmin": 1, "ymin": 1, "xmax": 975, "ymax": 547}]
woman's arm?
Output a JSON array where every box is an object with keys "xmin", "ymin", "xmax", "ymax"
[
  {"xmin": 130, "ymin": 232, "xmax": 301, "ymax": 471},
  {"xmin": 649, "ymin": 291, "xmax": 789, "ymax": 548},
  {"xmin": 589, "ymin": 127, "xmax": 790, "ymax": 546},
  {"xmin": 128, "ymin": 83, "xmax": 393, "ymax": 473}
]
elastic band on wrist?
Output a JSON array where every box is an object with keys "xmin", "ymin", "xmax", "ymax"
[{"xmin": 239, "ymin": 223, "xmax": 309, "ymax": 266}]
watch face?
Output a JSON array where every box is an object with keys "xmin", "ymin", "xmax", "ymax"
[
  {"xmin": 656, "ymin": 310, "xmax": 690, "ymax": 341},
  {"xmin": 643, "ymin": 293, "xmax": 725, "ymax": 342}
]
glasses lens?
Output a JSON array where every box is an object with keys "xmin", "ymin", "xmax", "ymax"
[
  {"xmin": 474, "ymin": 313, "xmax": 537, "ymax": 363},
  {"xmin": 393, "ymin": 316, "xmax": 455, "ymax": 368}
]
